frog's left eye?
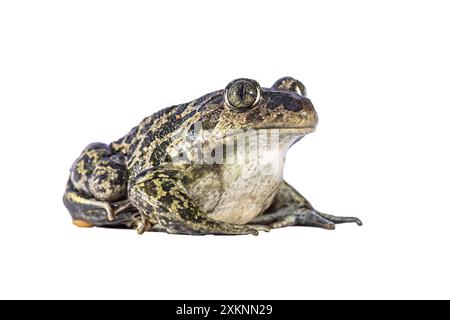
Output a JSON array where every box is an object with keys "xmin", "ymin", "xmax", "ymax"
[
  {"xmin": 272, "ymin": 77, "xmax": 307, "ymax": 96},
  {"xmin": 224, "ymin": 78, "xmax": 261, "ymax": 111}
]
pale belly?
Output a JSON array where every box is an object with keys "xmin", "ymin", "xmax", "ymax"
[
  {"xmin": 181, "ymin": 131, "xmax": 301, "ymax": 224},
  {"xmin": 185, "ymin": 154, "xmax": 287, "ymax": 224}
]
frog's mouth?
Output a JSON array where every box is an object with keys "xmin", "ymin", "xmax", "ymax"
[
  {"xmin": 269, "ymin": 127, "xmax": 316, "ymax": 134},
  {"xmin": 219, "ymin": 127, "xmax": 316, "ymax": 139}
]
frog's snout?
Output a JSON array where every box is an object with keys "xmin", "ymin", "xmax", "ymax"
[{"xmin": 263, "ymin": 91, "xmax": 318, "ymax": 130}]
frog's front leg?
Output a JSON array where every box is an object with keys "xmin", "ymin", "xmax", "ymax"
[
  {"xmin": 128, "ymin": 167, "xmax": 269, "ymax": 235},
  {"xmin": 250, "ymin": 180, "xmax": 362, "ymax": 230}
]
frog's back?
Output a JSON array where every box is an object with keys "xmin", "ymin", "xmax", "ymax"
[
  {"xmin": 113, "ymin": 91, "xmax": 222, "ymax": 180},
  {"xmin": 113, "ymin": 101, "xmax": 198, "ymax": 179},
  {"xmin": 110, "ymin": 104, "xmax": 177, "ymax": 157}
]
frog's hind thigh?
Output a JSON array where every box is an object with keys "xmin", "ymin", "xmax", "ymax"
[
  {"xmin": 70, "ymin": 143, "xmax": 128, "ymax": 204},
  {"xmin": 64, "ymin": 142, "xmax": 134, "ymax": 228}
]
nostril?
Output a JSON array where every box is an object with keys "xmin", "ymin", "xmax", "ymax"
[{"xmin": 299, "ymin": 110, "xmax": 308, "ymax": 118}]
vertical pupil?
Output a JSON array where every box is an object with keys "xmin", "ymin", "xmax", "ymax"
[{"xmin": 238, "ymin": 83, "xmax": 246, "ymax": 101}]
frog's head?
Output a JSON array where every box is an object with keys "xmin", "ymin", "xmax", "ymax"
[{"xmin": 196, "ymin": 77, "xmax": 318, "ymax": 138}]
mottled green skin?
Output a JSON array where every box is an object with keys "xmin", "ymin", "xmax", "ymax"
[{"xmin": 63, "ymin": 77, "xmax": 361, "ymax": 235}]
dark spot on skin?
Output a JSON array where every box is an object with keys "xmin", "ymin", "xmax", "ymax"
[
  {"xmin": 150, "ymin": 139, "xmax": 172, "ymax": 165},
  {"xmin": 97, "ymin": 185, "xmax": 107, "ymax": 193},
  {"xmin": 199, "ymin": 111, "xmax": 219, "ymax": 130},
  {"xmin": 134, "ymin": 104, "xmax": 181, "ymax": 149},
  {"xmin": 187, "ymin": 123, "xmax": 196, "ymax": 137},
  {"xmin": 95, "ymin": 173, "xmax": 108, "ymax": 183},
  {"xmin": 194, "ymin": 93, "xmax": 213, "ymax": 106},
  {"xmin": 174, "ymin": 102, "xmax": 189, "ymax": 115},
  {"xmin": 209, "ymin": 94, "xmax": 224, "ymax": 105},
  {"xmin": 179, "ymin": 206, "xmax": 202, "ymax": 222},
  {"xmin": 141, "ymin": 109, "xmax": 197, "ymax": 157},
  {"xmin": 158, "ymin": 194, "xmax": 177, "ymax": 207},
  {"xmin": 160, "ymin": 170, "xmax": 178, "ymax": 178},
  {"xmin": 109, "ymin": 159, "xmax": 125, "ymax": 171},
  {"xmin": 128, "ymin": 143, "xmax": 138, "ymax": 159},
  {"xmin": 86, "ymin": 142, "xmax": 110, "ymax": 152},
  {"xmin": 140, "ymin": 118, "xmax": 155, "ymax": 135},
  {"xmin": 153, "ymin": 122, "xmax": 174, "ymax": 139},
  {"xmin": 163, "ymin": 103, "xmax": 190, "ymax": 126},
  {"xmin": 161, "ymin": 180, "xmax": 174, "ymax": 192},
  {"xmin": 152, "ymin": 105, "xmax": 178, "ymax": 119},
  {"xmin": 142, "ymin": 130, "xmax": 156, "ymax": 149},
  {"xmin": 143, "ymin": 181, "xmax": 158, "ymax": 197},
  {"xmin": 111, "ymin": 171, "xmax": 127, "ymax": 186},
  {"xmin": 125, "ymin": 127, "xmax": 138, "ymax": 144},
  {"xmin": 195, "ymin": 91, "xmax": 222, "ymax": 110}
]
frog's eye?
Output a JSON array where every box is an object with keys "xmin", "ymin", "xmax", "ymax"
[
  {"xmin": 224, "ymin": 78, "xmax": 261, "ymax": 111},
  {"xmin": 272, "ymin": 77, "xmax": 307, "ymax": 96}
]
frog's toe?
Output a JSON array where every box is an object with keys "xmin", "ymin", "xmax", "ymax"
[
  {"xmin": 133, "ymin": 213, "xmax": 153, "ymax": 235},
  {"xmin": 236, "ymin": 225, "xmax": 266, "ymax": 236},
  {"xmin": 240, "ymin": 227, "xmax": 259, "ymax": 236},
  {"xmin": 318, "ymin": 213, "xmax": 363, "ymax": 226},
  {"xmin": 250, "ymin": 225, "xmax": 271, "ymax": 233},
  {"xmin": 107, "ymin": 209, "xmax": 115, "ymax": 222}
]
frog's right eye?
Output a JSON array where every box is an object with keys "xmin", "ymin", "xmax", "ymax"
[{"xmin": 224, "ymin": 78, "xmax": 261, "ymax": 111}]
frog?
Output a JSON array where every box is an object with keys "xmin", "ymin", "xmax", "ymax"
[{"xmin": 63, "ymin": 77, "xmax": 362, "ymax": 235}]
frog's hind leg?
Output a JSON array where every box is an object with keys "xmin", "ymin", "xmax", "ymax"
[
  {"xmin": 63, "ymin": 182, "xmax": 140, "ymax": 229},
  {"xmin": 64, "ymin": 142, "xmax": 143, "ymax": 230},
  {"xmin": 128, "ymin": 167, "xmax": 270, "ymax": 235},
  {"xmin": 249, "ymin": 180, "xmax": 362, "ymax": 230},
  {"xmin": 250, "ymin": 206, "xmax": 337, "ymax": 230}
]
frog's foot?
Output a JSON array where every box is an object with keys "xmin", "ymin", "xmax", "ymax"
[
  {"xmin": 163, "ymin": 224, "xmax": 268, "ymax": 236},
  {"xmin": 81, "ymin": 198, "xmax": 131, "ymax": 222},
  {"xmin": 132, "ymin": 212, "xmax": 154, "ymax": 235},
  {"xmin": 250, "ymin": 205, "xmax": 362, "ymax": 230},
  {"xmin": 109, "ymin": 200, "xmax": 136, "ymax": 221},
  {"xmin": 64, "ymin": 186, "xmax": 140, "ymax": 229}
]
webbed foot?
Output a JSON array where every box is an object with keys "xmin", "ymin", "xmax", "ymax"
[{"xmin": 250, "ymin": 205, "xmax": 362, "ymax": 230}]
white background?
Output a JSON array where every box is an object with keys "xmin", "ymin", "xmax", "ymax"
[{"xmin": 1, "ymin": 0, "xmax": 449, "ymax": 299}]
